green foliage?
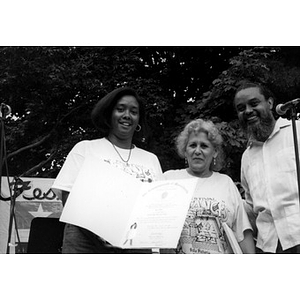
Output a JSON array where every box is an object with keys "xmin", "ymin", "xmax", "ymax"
[
  {"xmin": 1, "ymin": 46, "xmax": 300, "ymax": 181},
  {"xmin": 168, "ymin": 46, "xmax": 300, "ymax": 180},
  {"xmin": 0, "ymin": 46, "xmax": 146, "ymax": 177}
]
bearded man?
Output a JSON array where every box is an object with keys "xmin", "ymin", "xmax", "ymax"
[{"xmin": 234, "ymin": 82, "xmax": 300, "ymax": 253}]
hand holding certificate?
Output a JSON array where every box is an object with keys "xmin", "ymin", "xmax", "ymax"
[{"xmin": 60, "ymin": 158, "xmax": 197, "ymax": 249}]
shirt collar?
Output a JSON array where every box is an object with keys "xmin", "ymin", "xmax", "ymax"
[{"xmin": 269, "ymin": 117, "xmax": 291, "ymax": 138}]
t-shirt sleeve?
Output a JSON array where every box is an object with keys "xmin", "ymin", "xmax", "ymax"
[
  {"xmin": 230, "ymin": 179, "xmax": 253, "ymax": 243},
  {"xmin": 51, "ymin": 141, "xmax": 86, "ymax": 199},
  {"xmin": 152, "ymin": 154, "xmax": 163, "ymax": 180},
  {"xmin": 163, "ymin": 170, "xmax": 180, "ymax": 180},
  {"xmin": 241, "ymin": 151, "xmax": 254, "ymax": 212},
  {"xmin": 163, "ymin": 170, "xmax": 172, "ymax": 180}
]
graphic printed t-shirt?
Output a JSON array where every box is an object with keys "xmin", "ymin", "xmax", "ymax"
[
  {"xmin": 163, "ymin": 170, "xmax": 251, "ymax": 254},
  {"xmin": 52, "ymin": 138, "xmax": 163, "ymax": 199}
]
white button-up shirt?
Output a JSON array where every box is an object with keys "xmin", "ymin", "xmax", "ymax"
[{"xmin": 241, "ymin": 117, "xmax": 300, "ymax": 252}]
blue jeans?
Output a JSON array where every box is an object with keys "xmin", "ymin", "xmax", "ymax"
[{"xmin": 62, "ymin": 224, "xmax": 152, "ymax": 254}]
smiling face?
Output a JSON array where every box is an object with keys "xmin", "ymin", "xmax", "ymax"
[
  {"xmin": 185, "ymin": 131, "xmax": 217, "ymax": 178},
  {"xmin": 234, "ymin": 87, "xmax": 275, "ymax": 142},
  {"xmin": 108, "ymin": 95, "xmax": 140, "ymax": 146}
]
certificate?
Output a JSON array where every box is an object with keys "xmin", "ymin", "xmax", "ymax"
[
  {"xmin": 222, "ymin": 222, "xmax": 243, "ymax": 254},
  {"xmin": 59, "ymin": 158, "xmax": 197, "ymax": 249}
]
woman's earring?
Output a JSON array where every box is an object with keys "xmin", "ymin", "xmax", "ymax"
[
  {"xmin": 213, "ymin": 157, "xmax": 216, "ymax": 166},
  {"xmin": 135, "ymin": 124, "xmax": 141, "ymax": 132}
]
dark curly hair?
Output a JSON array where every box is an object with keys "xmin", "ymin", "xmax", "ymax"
[
  {"xmin": 91, "ymin": 87, "xmax": 149, "ymax": 145},
  {"xmin": 235, "ymin": 81, "xmax": 276, "ymax": 104}
]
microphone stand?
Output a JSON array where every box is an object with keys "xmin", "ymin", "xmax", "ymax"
[
  {"xmin": 286, "ymin": 105, "xmax": 300, "ymax": 253},
  {"xmin": 286, "ymin": 104, "xmax": 300, "ymax": 205},
  {"xmin": 0, "ymin": 104, "xmax": 21, "ymax": 253}
]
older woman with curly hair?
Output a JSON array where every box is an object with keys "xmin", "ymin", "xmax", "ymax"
[{"xmin": 164, "ymin": 118, "xmax": 255, "ymax": 254}]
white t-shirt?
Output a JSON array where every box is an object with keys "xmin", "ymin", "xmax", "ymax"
[
  {"xmin": 163, "ymin": 169, "xmax": 252, "ymax": 254},
  {"xmin": 52, "ymin": 138, "xmax": 163, "ymax": 199}
]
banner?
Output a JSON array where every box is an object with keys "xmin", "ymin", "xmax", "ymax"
[{"xmin": 0, "ymin": 177, "xmax": 63, "ymax": 253}]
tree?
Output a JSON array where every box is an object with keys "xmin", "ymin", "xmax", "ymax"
[
  {"xmin": 185, "ymin": 46, "xmax": 300, "ymax": 180},
  {"xmin": 0, "ymin": 46, "xmax": 149, "ymax": 177},
  {"xmin": 1, "ymin": 46, "xmax": 300, "ymax": 181}
]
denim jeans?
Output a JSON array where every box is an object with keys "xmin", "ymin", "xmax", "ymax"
[{"xmin": 62, "ymin": 223, "xmax": 152, "ymax": 254}]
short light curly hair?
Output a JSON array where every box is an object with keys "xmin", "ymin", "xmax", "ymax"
[{"xmin": 176, "ymin": 118, "xmax": 224, "ymax": 171}]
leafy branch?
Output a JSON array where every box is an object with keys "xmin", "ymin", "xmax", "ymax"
[{"xmin": 6, "ymin": 101, "xmax": 88, "ymax": 160}]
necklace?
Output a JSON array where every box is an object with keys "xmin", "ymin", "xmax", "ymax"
[{"xmin": 107, "ymin": 138, "xmax": 132, "ymax": 165}]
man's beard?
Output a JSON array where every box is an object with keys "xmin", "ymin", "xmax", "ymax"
[{"xmin": 241, "ymin": 112, "xmax": 275, "ymax": 142}]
